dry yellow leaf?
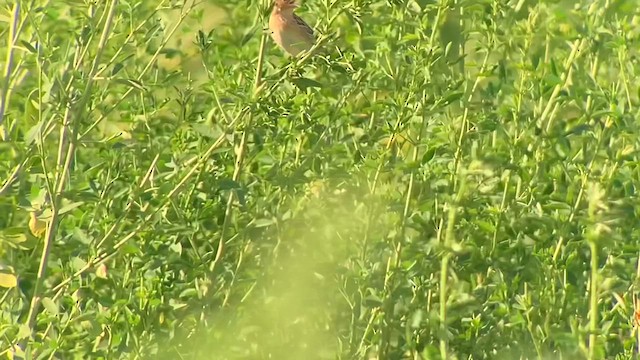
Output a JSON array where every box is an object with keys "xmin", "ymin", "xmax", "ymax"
[
  {"xmin": 95, "ymin": 263, "xmax": 108, "ymax": 279},
  {"xmin": 29, "ymin": 211, "xmax": 47, "ymax": 238}
]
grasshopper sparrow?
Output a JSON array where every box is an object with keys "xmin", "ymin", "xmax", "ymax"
[{"xmin": 269, "ymin": 0, "xmax": 315, "ymax": 56}]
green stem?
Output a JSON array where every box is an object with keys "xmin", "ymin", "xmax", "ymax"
[
  {"xmin": 588, "ymin": 240, "xmax": 598, "ymax": 359},
  {"xmin": 23, "ymin": 0, "xmax": 119, "ymax": 349}
]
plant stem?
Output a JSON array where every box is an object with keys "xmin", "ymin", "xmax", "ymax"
[{"xmin": 588, "ymin": 240, "xmax": 598, "ymax": 359}]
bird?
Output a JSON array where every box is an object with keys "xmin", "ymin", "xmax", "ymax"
[{"xmin": 269, "ymin": 0, "xmax": 315, "ymax": 56}]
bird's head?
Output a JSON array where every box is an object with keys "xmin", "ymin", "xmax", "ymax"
[{"xmin": 273, "ymin": 0, "xmax": 299, "ymax": 12}]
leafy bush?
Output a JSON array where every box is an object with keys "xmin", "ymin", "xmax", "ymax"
[{"xmin": 1, "ymin": 0, "xmax": 640, "ymax": 359}]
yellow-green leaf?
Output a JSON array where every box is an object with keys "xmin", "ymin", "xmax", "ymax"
[
  {"xmin": 42, "ymin": 297, "xmax": 59, "ymax": 316},
  {"xmin": 0, "ymin": 272, "xmax": 17, "ymax": 288}
]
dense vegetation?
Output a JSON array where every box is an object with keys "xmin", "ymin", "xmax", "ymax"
[{"xmin": 1, "ymin": 0, "xmax": 640, "ymax": 359}]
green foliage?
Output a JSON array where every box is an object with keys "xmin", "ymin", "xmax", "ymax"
[{"xmin": 1, "ymin": 0, "xmax": 640, "ymax": 359}]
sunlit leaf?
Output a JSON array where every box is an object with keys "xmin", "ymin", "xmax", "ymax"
[{"xmin": 0, "ymin": 273, "xmax": 17, "ymax": 288}]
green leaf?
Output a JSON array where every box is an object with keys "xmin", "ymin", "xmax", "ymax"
[
  {"xmin": 121, "ymin": 244, "xmax": 140, "ymax": 255},
  {"xmin": 17, "ymin": 324, "xmax": 31, "ymax": 340},
  {"xmin": 114, "ymin": 78, "xmax": 146, "ymax": 91},
  {"xmin": 422, "ymin": 147, "xmax": 437, "ymax": 162},
  {"xmin": 410, "ymin": 310, "xmax": 423, "ymax": 328},
  {"xmin": 111, "ymin": 63, "xmax": 124, "ymax": 76},
  {"xmin": 192, "ymin": 123, "xmax": 222, "ymax": 139},
  {"xmin": 0, "ymin": 228, "xmax": 27, "ymax": 244},
  {"xmin": 179, "ymin": 288, "xmax": 198, "ymax": 299},
  {"xmin": 20, "ymin": 40, "xmax": 38, "ymax": 53},
  {"xmin": 42, "ymin": 297, "xmax": 59, "ymax": 316},
  {"xmin": 218, "ymin": 179, "xmax": 241, "ymax": 190},
  {"xmin": 71, "ymin": 257, "xmax": 88, "ymax": 271},
  {"xmin": 290, "ymin": 77, "xmax": 323, "ymax": 91},
  {"xmin": 73, "ymin": 228, "xmax": 91, "ymax": 244},
  {"xmin": 240, "ymin": 27, "xmax": 256, "ymax": 46},
  {"xmin": 252, "ymin": 218, "xmax": 275, "ymax": 228},
  {"xmin": 169, "ymin": 298, "xmax": 187, "ymax": 310},
  {"xmin": 25, "ymin": 123, "xmax": 42, "ymax": 145},
  {"xmin": 442, "ymin": 91, "xmax": 464, "ymax": 105},
  {"xmin": 59, "ymin": 201, "xmax": 84, "ymax": 215},
  {"xmin": 475, "ymin": 220, "xmax": 495, "ymax": 233},
  {"xmin": 170, "ymin": 242, "xmax": 182, "ymax": 254}
]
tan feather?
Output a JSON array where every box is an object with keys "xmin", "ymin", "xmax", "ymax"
[{"xmin": 269, "ymin": 0, "xmax": 316, "ymax": 56}]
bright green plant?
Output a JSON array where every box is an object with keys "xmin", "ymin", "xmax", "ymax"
[{"xmin": 1, "ymin": 0, "xmax": 640, "ymax": 359}]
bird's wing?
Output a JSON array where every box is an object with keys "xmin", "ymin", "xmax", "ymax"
[{"xmin": 293, "ymin": 13, "xmax": 315, "ymax": 39}]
